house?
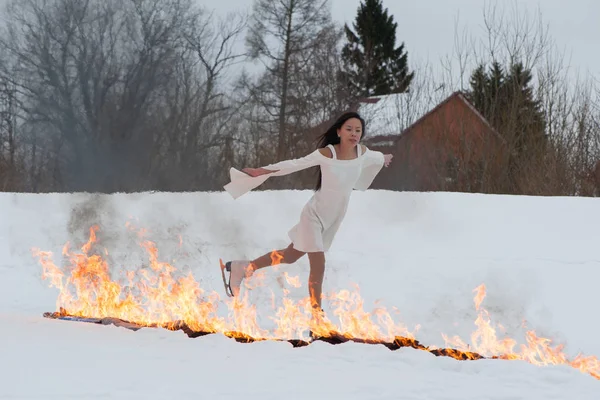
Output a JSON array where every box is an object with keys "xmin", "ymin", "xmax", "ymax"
[{"xmin": 359, "ymin": 91, "xmax": 507, "ymax": 193}]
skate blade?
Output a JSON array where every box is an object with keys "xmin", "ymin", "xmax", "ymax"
[{"xmin": 219, "ymin": 259, "xmax": 233, "ymax": 297}]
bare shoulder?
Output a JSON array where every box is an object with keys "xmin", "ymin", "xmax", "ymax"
[
  {"xmin": 360, "ymin": 144, "xmax": 368, "ymax": 153},
  {"xmin": 318, "ymin": 147, "xmax": 333, "ymax": 159}
]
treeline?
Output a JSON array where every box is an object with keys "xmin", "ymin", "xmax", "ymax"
[
  {"xmin": 0, "ymin": 0, "xmax": 598, "ymax": 195},
  {"xmin": 455, "ymin": 3, "xmax": 599, "ymax": 196}
]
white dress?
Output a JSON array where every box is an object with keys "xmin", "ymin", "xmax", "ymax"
[{"xmin": 223, "ymin": 144, "xmax": 385, "ymax": 252}]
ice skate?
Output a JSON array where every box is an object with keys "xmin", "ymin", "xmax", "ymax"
[{"xmin": 219, "ymin": 259, "xmax": 254, "ymax": 297}]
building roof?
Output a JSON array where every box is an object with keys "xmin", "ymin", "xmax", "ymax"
[
  {"xmin": 357, "ymin": 90, "xmax": 442, "ymax": 139},
  {"xmin": 360, "ymin": 90, "xmax": 505, "ymax": 146}
]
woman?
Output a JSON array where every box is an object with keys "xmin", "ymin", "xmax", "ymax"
[{"xmin": 220, "ymin": 112, "xmax": 393, "ymax": 313}]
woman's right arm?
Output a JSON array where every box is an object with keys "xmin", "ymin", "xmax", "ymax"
[
  {"xmin": 224, "ymin": 149, "xmax": 323, "ymax": 199},
  {"xmin": 243, "ymin": 149, "xmax": 322, "ymax": 177}
]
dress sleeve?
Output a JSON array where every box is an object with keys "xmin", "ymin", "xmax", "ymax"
[
  {"xmin": 224, "ymin": 150, "xmax": 322, "ymax": 199},
  {"xmin": 354, "ymin": 148, "xmax": 385, "ymax": 191}
]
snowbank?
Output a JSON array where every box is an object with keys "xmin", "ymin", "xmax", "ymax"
[{"xmin": 1, "ymin": 190, "xmax": 599, "ymax": 398}]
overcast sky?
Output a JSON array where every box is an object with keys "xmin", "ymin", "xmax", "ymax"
[
  {"xmin": 210, "ymin": 0, "xmax": 600, "ymax": 84},
  {"xmin": 0, "ymin": 0, "xmax": 597, "ymax": 84}
]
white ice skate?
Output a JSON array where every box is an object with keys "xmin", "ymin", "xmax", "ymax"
[{"xmin": 219, "ymin": 259, "xmax": 254, "ymax": 297}]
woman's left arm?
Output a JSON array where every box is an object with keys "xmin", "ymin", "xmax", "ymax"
[{"xmin": 354, "ymin": 146, "xmax": 388, "ymax": 191}]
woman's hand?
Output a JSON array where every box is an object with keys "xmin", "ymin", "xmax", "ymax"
[
  {"xmin": 242, "ymin": 167, "xmax": 277, "ymax": 177},
  {"xmin": 383, "ymin": 154, "xmax": 393, "ymax": 167}
]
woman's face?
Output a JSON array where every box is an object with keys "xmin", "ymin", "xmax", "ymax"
[{"xmin": 338, "ymin": 117, "xmax": 363, "ymax": 147}]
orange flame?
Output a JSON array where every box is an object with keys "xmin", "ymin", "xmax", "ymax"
[
  {"xmin": 283, "ymin": 272, "xmax": 301, "ymax": 288},
  {"xmin": 442, "ymin": 284, "xmax": 600, "ymax": 380},
  {"xmin": 270, "ymin": 250, "xmax": 284, "ymax": 266},
  {"xmin": 32, "ymin": 226, "xmax": 600, "ymax": 381}
]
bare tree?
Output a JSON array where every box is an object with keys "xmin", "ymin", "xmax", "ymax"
[
  {"xmin": 245, "ymin": 0, "xmax": 332, "ymax": 160},
  {"xmin": 285, "ymin": 24, "xmax": 351, "ymax": 145},
  {"xmin": 0, "ymin": 0, "xmax": 192, "ymax": 191},
  {"xmin": 0, "ymin": 0, "xmax": 248, "ymax": 192},
  {"xmin": 148, "ymin": 7, "xmax": 247, "ymax": 190},
  {"xmin": 0, "ymin": 78, "xmax": 19, "ymax": 190}
]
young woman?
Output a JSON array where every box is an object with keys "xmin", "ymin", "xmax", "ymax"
[{"xmin": 220, "ymin": 112, "xmax": 393, "ymax": 313}]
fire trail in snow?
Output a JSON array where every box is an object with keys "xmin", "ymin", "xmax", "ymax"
[
  {"xmin": 42, "ymin": 308, "xmax": 485, "ymax": 360},
  {"xmin": 33, "ymin": 225, "xmax": 600, "ymax": 381}
]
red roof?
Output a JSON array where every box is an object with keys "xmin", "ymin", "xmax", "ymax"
[{"xmin": 363, "ymin": 91, "xmax": 505, "ymax": 146}]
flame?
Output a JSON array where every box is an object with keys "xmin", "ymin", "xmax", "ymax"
[
  {"xmin": 33, "ymin": 226, "xmax": 599, "ymax": 381},
  {"xmin": 442, "ymin": 284, "xmax": 600, "ymax": 380},
  {"xmin": 283, "ymin": 272, "xmax": 301, "ymax": 288},
  {"xmin": 270, "ymin": 250, "xmax": 284, "ymax": 266}
]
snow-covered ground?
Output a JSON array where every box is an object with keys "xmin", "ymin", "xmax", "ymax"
[{"xmin": 1, "ymin": 190, "xmax": 599, "ymax": 399}]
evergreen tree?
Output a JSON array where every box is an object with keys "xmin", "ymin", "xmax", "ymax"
[
  {"xmin": 468, "ymin": 65, "xmax": 488, "ymax": 113},
  {"xmin": 503, "ymin": 62, "xmax": 546, "ymax": 154},
  {"xmin": 468, "ymin": 61, "xmax": 505, "ymax": 128},
  {"xmin": 341, "ymin": 0, "xmax": 414, "ymax": 97},
  {"xmin": 466, "ymin": 60, "xmax": 547, "ymax": 192},
  {"xmin": 467, "ymin": 61, "xmax": 545, "ymax": 149}
]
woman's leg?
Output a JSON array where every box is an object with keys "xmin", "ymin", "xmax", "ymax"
[
  {"xmin": 249, "ymin": 243, "xmax": 305, "ymax": 272},
  {"xmin": 223, "ymin": 243, "xmax": 308, "ymax": 298},
  {"xmin": 307, "ymin": 251, "xmax": 326, "ymax": 310},
  {"xmin": 250, "ymin": 246, "xmax": 325, "ymax": 309}
]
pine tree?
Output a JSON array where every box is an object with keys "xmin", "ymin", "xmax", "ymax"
[
  {"xmin": 467, "ymin": 61, "xmax": 546, "ymax": 150},
  {"xmin": 503, "ymin": 62, "xmax": 546, "ymax": 155},
  {"xmin": 468, "ymin": 65, "xmax": 488, "ymax": 113},
  {"xmin": 341, "ymin": 0, "xmax": 414, "ymax": 97},
  {"xmin": 466, "ymin": 60, "xmax": 547, "ymax": 192},
  {"xmin": 468, "ymin": 61, "xmax": 505, "ymax": 127}
]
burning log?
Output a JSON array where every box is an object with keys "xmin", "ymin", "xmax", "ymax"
[
  {"xmin": 43, "ymin": 310, "xmax": 490, "ymax": 361},
  {"xmin": 35, "ymin": 225, "xmax": 600, "ymax": 381}
]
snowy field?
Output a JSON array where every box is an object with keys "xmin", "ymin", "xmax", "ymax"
[{"xmin": 1, "ymin": 189, "xmax": 599, "ymax": 399}]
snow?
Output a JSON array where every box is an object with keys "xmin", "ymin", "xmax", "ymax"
[
  {"xmin": 1, "ymin": 190, "xmax": 599, "ymax": 398},
  {"xmin": 358, "ymin": 92, "xmax": 436, "ymax": 137},
  {"xmin": 356, "ymin": 79, "xmax": 453, "ymax": 138}
]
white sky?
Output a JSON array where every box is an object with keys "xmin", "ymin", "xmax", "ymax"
[
  {"xmin": 0, "ymin": 0, "xmax": 597, "ymax": 84},
  {"xmin": 207, "ymin": 0, "xmax": 600, "ymax": 85}
]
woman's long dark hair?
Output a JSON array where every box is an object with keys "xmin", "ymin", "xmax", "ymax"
[{"xmin": 314, "ymin": 111, "xmax": 366, "ymax": 190}]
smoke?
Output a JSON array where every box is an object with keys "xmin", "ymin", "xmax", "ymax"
[{"xmin": 65, "ymin": 193, "xmax": 129, "ymax": 271}]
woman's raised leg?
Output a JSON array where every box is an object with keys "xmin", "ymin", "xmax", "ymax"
[
  {"xmin": 249, "ymin": 243, "xmax": 305, "ymax": 272},
  {"xmin": 222, "ymin": 243, "xmax": 305, "ymax": 297},
  {"xmin": 251, "ymin": 246, "xmax": 326, "ymax": 311}
]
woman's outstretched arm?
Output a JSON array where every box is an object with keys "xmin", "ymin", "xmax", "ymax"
[
  {"xmin": 224, "ymin": 149, "xmax": 322, "ymax": 199},
  {"xmin": 243, "ymin": 149, "xmax": 322, "ymax": 177}
]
